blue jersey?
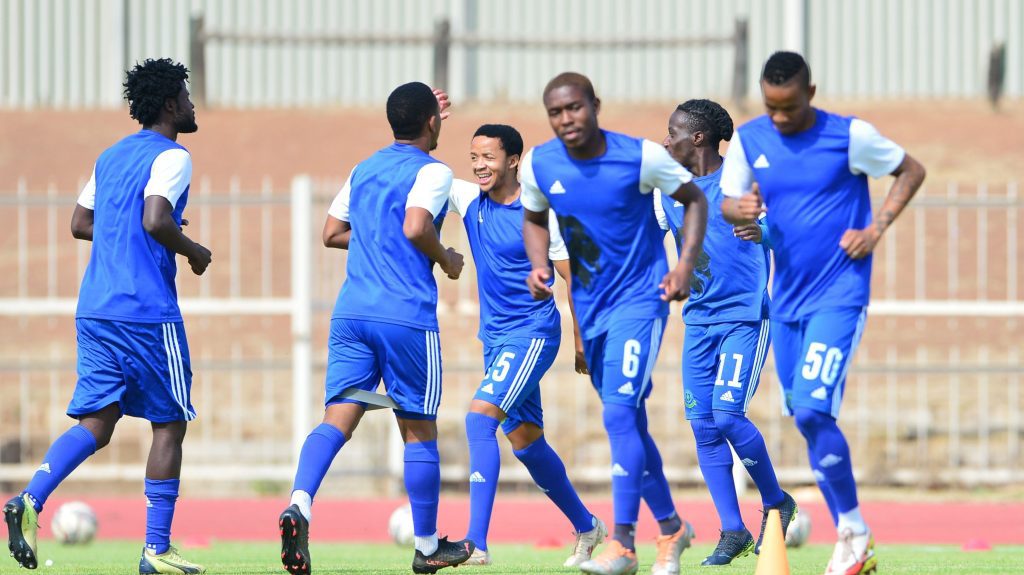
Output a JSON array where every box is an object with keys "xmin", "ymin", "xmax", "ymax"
[
  {"xmin": 448, "ymin": 180, "xmax": 568, "ymax": 347},
  {"xmin": 76, "ymin": 130, "xmax": 191, "ymax": 323},
  {"xmin": 656, "ymin": 166, "xmax": 770, "ymax": 325},
  {"xmin": 330, "ymin": 143, "xmax": 452, "ymax": 331},
  {"xmin": 521, "ymin": 131, "xmax": 693, "ymax": 339},
  {"xmin": 720, "ymin": 110, "xmax": 904, "ymax": 321}
]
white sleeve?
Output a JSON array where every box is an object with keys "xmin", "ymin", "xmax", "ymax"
[
  {"xmin": 640, "ymin": 139, "xmax": 692, "ymax": 195},
  {"xmin": 720, "ymin": 130, "xmax": 754, "ymax": 199},
  {"xmin": 653, "ymin": 189, "xmax": 669, "ymax": 231},
  {"xmin": 849, "ymin": 119, "xmax": 906, "ymax": 178},
  {"xmin": 519, "ymin": 149, "xmax": 550, "ymax": 211},
  {"xmin": 328, "ymin": 167, "xmax": 356, "ymax": 222},
  {"xmin": 143, "ymin": 149, "xmax": 192, "ymax": 209},
  {"xmin": 447, "ymin": 178, "xmax": 479, "ymax": 217},
  {"xmin": 406, "ymin": 163, "xmax": 454, "ymax": 218},
  {"xmin": 547, "ymin": 209, "xmax": 569, "ymax": 261},
  {"xmin": 77, "ymin": 167, "xmax": 96, "ymax": 210}
]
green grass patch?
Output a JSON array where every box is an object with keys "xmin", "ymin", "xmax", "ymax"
[{"xmin": 17, "ymin": 541, "xmax": 1024, "ymax": 574}]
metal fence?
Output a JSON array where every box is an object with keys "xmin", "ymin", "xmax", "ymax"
[{"xmin": 0, "ymin": 179, "xmax": 1021, "ymax": 495}]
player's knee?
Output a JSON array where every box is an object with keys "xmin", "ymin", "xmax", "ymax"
[
  {"xmin": 506, "ymin": 423, "xmax": 543, "ymax": 451},
  {"xmin": 602, "ymin": 403, "xmax": 639, "ymax": 437},
  {"xmin": 689, "ymin": 416, "xmax": 724, "ymax": 447},
  {"xmin": 711, "ymin": 410, "xmax": 752, "ymax": 441},
  {"xmin": 152, "ymin": 421, "xmax": 187, "ymax": 445},
  {"xmin": 793, "ymin": 407, "xmax": 835, "ymax": 439}
]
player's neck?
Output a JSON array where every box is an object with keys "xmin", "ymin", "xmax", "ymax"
[
  {"xmin": 144, "ymin": 124, "xmax": 178, "ymax": 142},
  {"xmin": 565, "ymin": 130, "xmax": 606, "ymax": 161},
  {"xmin": 487, "ymin": 181, "xmax": 521, "ymax": 205},
  {"xmin": 394, "ymin": 136, "xmax": 432, "ymax": 154},
  {"xmin": 690, "ymin": 151, "xmax": 723, "ymax": 177}
]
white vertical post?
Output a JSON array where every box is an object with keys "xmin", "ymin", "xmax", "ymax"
[
  {"xmin": 199, "ymin": 177, "xmax": 212, "ymax": 298},
  {"xmin": 885, "ymin": 347, "xmax": 897, "ymax": 465},
  {"xmin": 978, "ymin": 183, "xmax": 988, "ymax": 300},
  {"xmin": 979, "ymin": 346, "xmax": 990, "ymax": 469},
  {"xmin": 261, "ymin": 177, "xmax": 273, "ymax": 298},
  {"xmin": 230, "ymin": 177, "xmax": 241, "ymax": 298},
  {"xmin": 916, "ymin": 347, "xmax": 927, "ymax": 466},
  {"xmin": 949, "ymin": 348, "xmax": 960, "ymax": 468},
  {"xmin": 17, "ymin": 178, "xmax": 28, "ymax": 298},
  {"xmin": 1009, "ymin": 347, "xmax": 1020, "ymax": 465},
  {"xmin": 1007, "ymin": 181, "xmax": 1018, "ymax": 302},
  {"xmin": 291, "ymin": 176, "xmax": 313, "ymax": 464},
  {"xmin": 947, "ymin": 182, "xmax": 958, "ymax": 298},
  {"xmin": 782, "ymin": 0, "xmax": 807, "ymax": 54}
]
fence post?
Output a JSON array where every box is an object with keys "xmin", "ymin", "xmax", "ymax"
[
  {"xmin": 732, "ymin": 18, "xmax": 749, "ymax": 113},
  {"xmin": 189, "ymin": 15, "xmax": 207, "ymax": 106},
  {"xmin": 291, "ymin": 176, "xmax": 313, "ymax": 466},
  {"xmin": 433, "ymin": 18, "xmax": 452, "ymax": 90}
]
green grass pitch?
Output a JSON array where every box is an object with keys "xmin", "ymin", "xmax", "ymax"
[{"xmin": 20, "ymin": 541, "xmax": 1024, "ymax": 574}]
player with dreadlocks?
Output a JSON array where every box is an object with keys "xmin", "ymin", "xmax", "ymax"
[
  {"xmin": 4, "ymin": 58, "xmax": 210, "ymax": 574},
  {"xmin": 655, "ymin": 98, "xmax": 796, "ymax": 567}
]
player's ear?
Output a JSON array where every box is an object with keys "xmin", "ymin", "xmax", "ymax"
[
  {"xmin": 692, "ymin": 131, "xmax": 705, "ymax": 147},
  {"xmin": 591, "ymin": 97, "xmax": 601, "ymax": 117},
  {"xmin": 507, "ymin": 154, "xmax": 520, "ymax": 172},
  {"xmin": 807, "ymin": 83, "xmax": 816, "ymax": 102}
]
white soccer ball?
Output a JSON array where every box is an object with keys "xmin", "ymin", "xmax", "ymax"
[
  {"xmin": 51, "ymin": 501, "xmax": 97, "ymax": 545},
  {"xmin": 387, "ymin": 503, "xmax": 415, "ymax": 546},
  {"xmin": 785, "ymin": 511, "xmax": 812, "ymax": 548}
]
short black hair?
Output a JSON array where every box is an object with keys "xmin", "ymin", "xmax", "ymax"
[
  {"xmin": 676, "ymin": 99, "xmax": 734, "ymax": 146},
  {"xmin": 761, "ymin": 51, "xmax": 811, "ymax": 87},
  {"xmin": 123, "ymin": 58, "xmax": 189, "ymax": 126},
  {"xmin": 472, "ymin": 124, "xmax": 524, "ymax": 158},
  {"xmin": 543, "ymin": 72, "xmax": 597, "ymax": 102},
  {"xmin": 387, "ymin": 82, "xmax": 439, "ymax": 140}
]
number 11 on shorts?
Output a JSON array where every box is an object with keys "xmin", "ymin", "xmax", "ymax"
[{"xmin": 715, "ymin": 353, "xmax": 744, "ymax": 388}]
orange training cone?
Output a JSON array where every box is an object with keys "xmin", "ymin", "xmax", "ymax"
[{"xmin": 754, "ymin": 508, "xmax": 790, "ymax": 575}]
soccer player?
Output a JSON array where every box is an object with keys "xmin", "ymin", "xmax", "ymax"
[
  {"xmin": 448, "ymin": 124, "xmax": 605, "ymax": 567},
  {"xmin": 721, "ymin": 52, "xmax": 926, "ymax": 575},
  {"xmin": 521, "ymin": 72, "xmax": 708, "ymax": 575},
  {"xmin": 3, "ymin": 58, "xmax": 211, "ymax": 574},
  {"xmin": 278, "ymin": 82, "xmax": 473, "ymax": 575},
  {"xmin": 654, "ymin": 99, "xmax": 796, "ymax": 566}
]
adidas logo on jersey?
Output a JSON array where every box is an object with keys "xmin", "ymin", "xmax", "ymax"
[
  {"xmin": 145, "ymin": 497, "xmax": 153, "ymax": 508},
  {"xmin": 37, "ymin": 463, "xmax": 51, "ymax": 474},
  {"xmin": 672, "ymin": 200, "xmax": 683, "ymax": 208},
  {"xmin": 719, "ymin": 390, "xmax": 736, "ymax": 403},
  {"xmin": 536, "ymin": 485, "xmax": 550, "ymax": 493},
  {"xmin": 480, "ymin": 383, "xmax": 494, "ymax": 395},
  {"xmin": 617, "ymin": 382, "xmax": 635, "ymax": 395},
  {"xmin": 611, "ymin": 463, "xmax": 629, "ymax": 477},
  {"xmin": 470, "ymin": 471, "xmax": 487, "ymax": 483},
  {"xmin": 550, "ymin": 180, "xmax": 567, "ymax": 194},
  {"xmin": 810, "ymin": 386, "xmax": 828, "ymax": 400},
  {"xmin": 819, "ymin": 454, "xmax": 844, "ymax": 468},
  {"xmin": 753, "ymin": 154, "xmax": 770, "ymax": 168},
  {"xmin": 741, "ymin": 458, "xmax": 758, "ymax": 467}
]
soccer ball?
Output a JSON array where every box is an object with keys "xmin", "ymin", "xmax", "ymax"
[
  {"xmin": 785, "ymin": 510, "xmax": 812, "ymax": 548},
  {"xmin": 51, "ymin": 501, "xmax": 97, "ymax": 545},
  {"xmin": 387, "ymin": 503, "xmax": 414, "ymax": 546}
]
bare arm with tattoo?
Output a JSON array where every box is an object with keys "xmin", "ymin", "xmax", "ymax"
[{"xmin": 839, "ymin": 153, "xmax": 926, "ymax": 259}]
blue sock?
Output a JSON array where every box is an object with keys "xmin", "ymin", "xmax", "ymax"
[
  {"xmin": 713, "ymin": 411, "xmax": 785, "ymax": 507},
  {"xmin": 794, "ymin": 409, "xmax": 858, "ymax": 515},
  {"xmin": 603, "ymin": 403, "xmax": 645, "ymax": 550},
  {"xmin": 637, "ymin": 409, "xmax": 680, "ymax": 535},
  {"xmin": 404, "ymin": 440, "xmax": 441, "ymax": 537},
  {"xmin": 691, "ymin": 417, "xmax": 744, "ymax": 531},
  {"xmin": 24, "ymin": 425, "xmax": 97, "ymax": 512},
  {"xmin": 464, "ymin": 413, "xmax": 501, "ymax": 550},
  {"xmin": 144, "ymin": 478, "xmax": 179, "ymax": 555},
  {"xmin": 514, "ymin": 435, "xmax": 593, "ymax": 533},
  {"xmin": 292, "ymin": 423, "xmax": 347, "ymax": 498}
]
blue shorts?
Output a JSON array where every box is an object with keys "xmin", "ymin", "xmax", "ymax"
[
  {"xmin": 474, "ymin": 336, "xmax": 559, "ymax": 435},
  {"xmin": 682, "ymin": 319, "xmax": 771, "ymax": 419},
  {"xmin": 325, "ymin": 318, "xmax": 442, "ymax": 420},
  {"xmin": 70, "ymin": 319, "xmax": 197, "ymax": 423},
  {"xmin": 583, "ymin": 317, "xmax": 666, "ymax": 407},
  {"xmin": 772, "ymin": 307, "xmax": 867, "ymax": 418}
]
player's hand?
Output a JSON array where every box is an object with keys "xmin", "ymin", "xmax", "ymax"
[
  {"xmin": 188, "ymin": 243, "xmax": 212, "ymax": 276},
  {"xmin": 180, "ymin": 218, "xmax": 189, "ymax": 227},
  {"xmin": 526, "ymin": 267, "xmax": 554, "ymax": 300},
  {"xmin": 574, "ymin": 346, "xmax": 589, "ymax": 375},
  {"xmin": 440, "ymin": 247, "xmax": 464, "ymax": 279},
  {"xmin": 433, "ymin": 89, "xmax": 452, "ymax": 120},
  {"xmin": 839, "ymin": 224, "xmax": 880, "ymax": 260},
  {"xmin": 736, "ymin": 183, "xmax": 765, "ymax": 223},
  {"xmin": 659, "ymin": 268, "xmax": 691, "ymax": 302},
  {"xmin": 733, "ymin": 222, "xmax": 762, "ymax": 243}
]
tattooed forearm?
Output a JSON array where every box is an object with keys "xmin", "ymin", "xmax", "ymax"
[{"xmin": 874, "ymin": 155, "xmax": 926, "ymax": 237}]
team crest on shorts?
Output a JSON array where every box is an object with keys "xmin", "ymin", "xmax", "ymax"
[{"xmin": 684, "ymin": 390, "xmax": 697, "ymax": 409}]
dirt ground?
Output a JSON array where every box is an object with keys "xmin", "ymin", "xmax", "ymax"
[{"xmin": 2, "ymin": 99, "xmax": 1022, "ymax": 190}]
